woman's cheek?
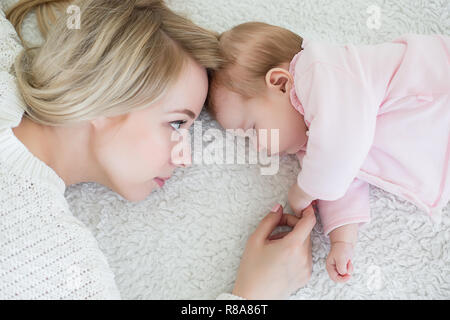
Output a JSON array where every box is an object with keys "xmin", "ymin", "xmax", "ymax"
[
  {"xmin": 114, "ymin": 130, "xmax": 164, "ymax": 183},
  {"xmin": 147, "ymin": 130, "xmax": 174, "ymax": 169},
  {"xmin": 123, "ymin": 128, "xmax": 174, "ymax": 182}
]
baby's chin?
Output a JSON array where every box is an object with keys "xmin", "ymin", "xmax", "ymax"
[
  {"xmin": 285, "ymin": 145, "xmax": 302, "ymax": 155},
  {"xmin": 266, "ymin": 143, "xmax": 302, "ymax": 156}
]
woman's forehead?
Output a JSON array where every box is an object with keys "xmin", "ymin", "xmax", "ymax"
[
  {"xmin": 149, "ymin": 60, "xmax": 206, "ymax": 118},
  {"xmin": 175, "ymin": 63, "xmax": 207, "ymax": 100}
]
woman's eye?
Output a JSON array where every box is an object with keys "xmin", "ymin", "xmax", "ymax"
[{"xmin": 170, "ymin": 120, "xmax": 187, "ymax": 131}]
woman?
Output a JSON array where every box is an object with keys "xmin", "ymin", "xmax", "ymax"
[{"xmin": 0, "ymin": 0, "xmax": 315, "ymax": 299}]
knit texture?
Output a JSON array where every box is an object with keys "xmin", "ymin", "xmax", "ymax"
[{"xmin": 0, "ymin": 162, "xmax": 121, "ymax": 299}]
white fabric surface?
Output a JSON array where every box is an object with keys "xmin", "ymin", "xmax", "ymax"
[{"xmin": 2, "ymin": 0, "xmax": 448, "ymax": 299}]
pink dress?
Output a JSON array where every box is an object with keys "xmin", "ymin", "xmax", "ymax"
[{"xmin": 289, "ymin": 34, "xmax": 450, "ymax": 235}]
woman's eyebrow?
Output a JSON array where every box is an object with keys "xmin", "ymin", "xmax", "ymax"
[{"xmin": 173, "ymin": 108, "xmax": 196, "ymax": 119}]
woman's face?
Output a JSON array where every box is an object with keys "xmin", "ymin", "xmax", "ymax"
[{"xmin": 91, "ymin": 59, "xmax": 208, "ymax": 202}]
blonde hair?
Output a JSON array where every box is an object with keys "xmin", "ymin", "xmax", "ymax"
[
  {"xmin": 207, "ymin": 22, "xmax": 303, "ymax": 118},
  {"xmin": 6, "ymin": 0, "xmax": 224, "ymax": 126}
]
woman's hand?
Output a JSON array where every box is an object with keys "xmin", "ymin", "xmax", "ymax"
[
  {"xmin": 232, "ymin": 204, "xmax": 316, "ymax": 300},
  {"xmin": 288, "ymin": 183, "xmax": 315, "ymax": 217}
]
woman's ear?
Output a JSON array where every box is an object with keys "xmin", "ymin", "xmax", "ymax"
[
  {"xmin": 91, "ymin": 114, "xmax": 128, "ymax": 131},
  {"xmin": 90, "ymin": 114, "xmax": 128, "ymax": 149},
  {"xmin": 265, "ymin": 68, "xmax": 293, "ymax": 94},
  {"xmin": 90, "ymin": 116, "xmax": 108, "ymax": 131}
]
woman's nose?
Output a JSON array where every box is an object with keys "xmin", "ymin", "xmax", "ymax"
[
  {"xmin": 173, "ymin": 157, "xmax": 191, "ymax": 168},
  {"xmin": 171, "ymin": 147, "xmax": 192, "ymax": 168},
  {"xmin": 170, "ymin": 130, "xmax": 193, "ymax": 168}
]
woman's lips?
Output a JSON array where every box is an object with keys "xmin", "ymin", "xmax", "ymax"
[{"xmin": 154, "ymin": 177, "xmax": 170, "ymax": 188}]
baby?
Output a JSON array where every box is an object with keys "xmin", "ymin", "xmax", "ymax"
[{"xmin": 207, "ymin": 22, "xmax": 450, "ymax": 283}]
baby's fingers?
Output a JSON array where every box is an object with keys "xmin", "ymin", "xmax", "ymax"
[
  {"xmin": 326, "ymin": 262, "xmax": 346, "ymax": 283},
  {"xmin": 336, "ymin": 258, "xmax": 350, "ymax": 276},
  {"xmin": 347, "ymin": 260, "xmax": 354, "ymax": 275},
  {"xmin": 326, "ymin": 259, "xmax": 352, "ymax": 283},
  {"xmin": 335, "ymin": 273, "xmax": 351, "ymax": 283},
  {"xmin": 327, "ymin": 267, "xmax": 351, "ymax": 283},
  {"xmin": 326, "ymin": 262, "xmax": 338, "ymax": 280}
]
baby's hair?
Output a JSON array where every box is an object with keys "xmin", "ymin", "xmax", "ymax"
[
  {"xmin": 207, "ymin": 22, "xmax": 303, "ymax": 119},
  {"xmin": 6, "ymin": 0, "xmax": 224, "ymax": 126}
]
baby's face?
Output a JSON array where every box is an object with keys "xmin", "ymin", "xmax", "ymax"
[{"xmin": 211, "ymin": 85, "xmax": 307, "ymax": 155}]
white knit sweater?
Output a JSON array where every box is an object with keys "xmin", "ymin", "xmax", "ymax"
[{"xmin": 0, "ymin": 9, "xmax": 241, "ymax": 300}]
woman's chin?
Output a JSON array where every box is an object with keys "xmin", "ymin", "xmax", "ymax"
[
  {"xmin": 116, "ymin": 181, "xmax": 159, "ymax": 203},
  {"xmin": 147, "ymin": 179, "xmax": 161, "ymax": 194}
]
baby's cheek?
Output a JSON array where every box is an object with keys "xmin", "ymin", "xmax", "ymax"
[
  {"xmin": 287, "ymin": 126, "xmax": 306, "ymax": 151},
  {"xmin": 275, "ymin": 129, "xmax": 294, "ymax": 153},
  {"xmin": 259, "ymin": 127, "xmax": 281, "ymax": 153}
]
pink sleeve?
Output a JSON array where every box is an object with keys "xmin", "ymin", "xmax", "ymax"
[
  {"xmin": 294, "ymin": 61, "xmax": 378, "ymax": 201},
  {"xmin": 316, "ymin": 178, "xmax": 371, "ymax": 236}
]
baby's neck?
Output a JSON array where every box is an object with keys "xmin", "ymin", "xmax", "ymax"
[
  {"xmin": 297, "ymin": 114, "xmax": 309, "ymax": 151},
  {"xmin": 284, "ymin": 112, "xmax": 309, "ymax": 155}
]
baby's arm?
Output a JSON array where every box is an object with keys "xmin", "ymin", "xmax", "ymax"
[
  {"xmin": 329, "ymin": 222, "xmax": 358, "ymax": 245},
  {"xmin": 292, "ymin": 60, "xmax": 378, "ymax": 202},
  {"xmin": 315, "ymin": 178, "xmax": 371, "ymax": 282},
  {"xmin": 288, "ymin": 182, "xmax": 316, "ymax": 216}
]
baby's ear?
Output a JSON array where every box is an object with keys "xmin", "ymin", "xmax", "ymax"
[{"xmin": 265, "ymin": 68, "xmax": 293, "ymax": 94}]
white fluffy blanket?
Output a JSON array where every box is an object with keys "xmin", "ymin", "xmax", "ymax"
[{"xmin": 2, "ymin": 0, "xmax": 449, "ymax": 299}]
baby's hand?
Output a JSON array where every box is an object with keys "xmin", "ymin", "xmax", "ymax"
[
  {"xmin": 326, "ymin": 242, "xmax": 354, "ymax": 283},
  {"xmin": 288, "ymin": 183, "xmax": 315, "ymax": 217}
]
